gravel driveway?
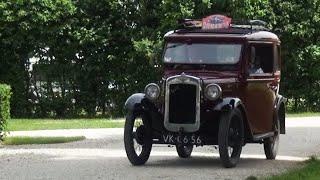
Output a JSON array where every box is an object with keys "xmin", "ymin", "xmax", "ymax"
[{"xmin": 1, "ymin": 117, "xmax": 320, "ymax": 180}]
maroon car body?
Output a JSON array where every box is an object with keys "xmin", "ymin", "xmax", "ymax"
[{"xmin": 124, "ymin": 15, "xmax": 286, "ymax": 168}]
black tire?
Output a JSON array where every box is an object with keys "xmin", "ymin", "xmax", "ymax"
[
  {"xmin": 176, "ymin": 145, "xmax": 193, "ymax": 158},
  {"xmin": 264, "ymin": 115, "xmax": 280, "ymax": 160},
  {"xmin": 218, "ymin": 108, "xmax": 244, "ymax": 168},
  {"xmin": 124, "ymin": 112, "xmax": 152, "ymax": 165}
]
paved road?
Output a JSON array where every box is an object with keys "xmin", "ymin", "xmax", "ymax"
[{"xmin": 1, "ymin": 117, "xmax": 320, "ymax": 180}]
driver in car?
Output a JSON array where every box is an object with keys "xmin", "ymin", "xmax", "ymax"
[{"xmin": 249, "ymin": 56, "xmax": 264, "ymax": 74}]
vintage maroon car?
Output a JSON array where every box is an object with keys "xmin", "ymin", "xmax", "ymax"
[{"xmin": 124, "ymin": 15, "xmax": 286, "ymax": 168}]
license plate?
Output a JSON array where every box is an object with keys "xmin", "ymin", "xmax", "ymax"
[{"xmin": 162, "ymin": 134, "xmax": 202, "ymax": 145}]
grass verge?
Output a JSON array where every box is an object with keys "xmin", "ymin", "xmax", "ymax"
[
  {"xmin": 7, "ymin": 119, "xmax": 125, "ymax": 131},
  {"xmin": 246, "ymin": 157, "xmax": 320, "ymax": 180},
  {"xmin": 7, "ymin": 112, "xmax": 320, "ymax": 131},
  {"xmin": 2, "ymin": 136, "xmax": 85, "ymax": 145},
  {"xmin": 266, "ymin": 157, "xmax": 320, "ymax": 180},
  {"xmin": 286, "ymin": 112, "xmax": 320, "ymax": 117}
]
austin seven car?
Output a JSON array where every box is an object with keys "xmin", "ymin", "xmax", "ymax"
[{"xmin": 124, "ymin": 14, "xmax": 286, "ymax": 168}]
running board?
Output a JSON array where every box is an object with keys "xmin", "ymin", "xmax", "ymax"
[{"xmin": 252, "ymin": 132, "xmax": 274, "ymax": 141}]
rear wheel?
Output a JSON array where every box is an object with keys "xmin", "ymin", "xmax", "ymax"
[
  {"xmin": 124, "ymin": 113, "xmax": 152, "ymax": 165},
  {"xmin": 264, "ymin": 115, "xmax": 280, "ymax": 160},
  {"xmin": 218, "ymin": 109, "xmax": 244, "ymax": 168},
  {"xmin": 176, "ymin": 145, "xmax": 193, "ymax": 158}
]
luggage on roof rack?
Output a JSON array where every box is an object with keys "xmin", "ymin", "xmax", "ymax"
[{"xmin": 178, "ymin": 14, "xmax": 270, "ymax": 32}]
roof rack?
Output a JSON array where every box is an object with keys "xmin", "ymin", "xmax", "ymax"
[
  {"xmin": 175, "ymin": 28, "xmax": 255, "ymax": 35},
  {"xmin": 177, "ymin": 19, "xmax": 202, "ymax": 29},
  {"xmin": 230, "ymin": 19, "xmax": 269, "ymax": 32},
  {"xmin": 177, "ymin": 15, "xmax": 270, "ymax": 33}
]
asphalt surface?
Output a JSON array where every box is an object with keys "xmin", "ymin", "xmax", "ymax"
[{"xmin": 1, "ymin": 117, "xmax": 320, "ymax": 180}]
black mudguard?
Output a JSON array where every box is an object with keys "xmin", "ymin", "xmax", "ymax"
[
  {"xmin": 213, "ymin": 97, "xmax": 252, "ymax": 139},
  {"xmin": 213, "ymin": 97, "xmax": 245, "ymax": 111},
  {"xmin": 275, "ymin": 95, "xmax": 286, "ymax": 134},
  {"xmin": 124, "ymin": 93, "xmax": 163, "ymax": 131},
  {"xmin": 124, "ymin": 93, "xmax": 146, "ymax": 112}
]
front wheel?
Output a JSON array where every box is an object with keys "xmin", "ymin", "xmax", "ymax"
[
  {"xmin": 176, "ymin": 145, "xmax": 193, "ymax": 158},
  {"xmin": 264, "ymin": 116, "xmax": 280, "ymax": 160},
  {"xmin": 124, "ymin": 113, "xmax": 152, "ymax": 165},
  {"xmin": 218, "ymin": 109, "xmax": 244, "ymax": 168}
]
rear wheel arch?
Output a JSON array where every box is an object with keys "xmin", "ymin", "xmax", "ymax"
[
  {"xmin": 278, "ymin": 102, "xmax": 286, "ymax": 134},
  {"xmin": 275, "ymin": 95, "xmax": 286, "ymax": 134}
]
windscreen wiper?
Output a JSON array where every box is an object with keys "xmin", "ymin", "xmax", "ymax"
[{"xmin": 166, "ymin": 43, "xmax": 185, "ymax": 49}]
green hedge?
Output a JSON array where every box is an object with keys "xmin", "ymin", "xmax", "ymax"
[{"xmin": 0, "ymin": 84, "xmax": 11, "ymax": 141}]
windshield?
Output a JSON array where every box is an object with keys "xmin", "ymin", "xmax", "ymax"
[{"xmin": 163, "ymin": 43, "xmax": 242, "ymax": 64}]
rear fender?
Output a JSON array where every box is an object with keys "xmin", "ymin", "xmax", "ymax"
[{"xmin": 275, "ymin": 95, "xmax": 286, "ymax": 134}]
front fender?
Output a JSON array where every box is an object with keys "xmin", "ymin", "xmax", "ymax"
[
  {"xmin": 124, "ymin": 93, "xmax": 146, "ymax": 111},
  {"xmin": 124, "ymin": 93, "xmax": 163, "ymax": 131},
  {"xmin": 213, "ymin": 97, "xmax": 244, "ymax": 111},
  {"xmin": 124, "ymin": 93, "xmax": 159, "ymax": 115},
  {"xmin": 214, "ymin": 97, "xmax": 252, "ymax": 139}
]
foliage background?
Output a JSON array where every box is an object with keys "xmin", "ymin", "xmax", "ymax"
[
  {"xmin": 0, "ymin": 84, "xmax": 11, "ymax": 140},
  {"xmin": 0, "ymin": 0, "xmax": 319, "ymax": 118}
]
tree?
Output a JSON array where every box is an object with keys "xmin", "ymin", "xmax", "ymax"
[
  {"xmin": 0, "ymin": 0, "xmax": 76, "ymax": 117},
  {"xmin": 1, "ymin": 0, "xmax": 320, "ymax": 117}
]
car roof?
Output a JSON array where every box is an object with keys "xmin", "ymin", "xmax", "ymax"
[{"xmin": 164, "ymin": 29, "xmax": 280, "ymax": 42}]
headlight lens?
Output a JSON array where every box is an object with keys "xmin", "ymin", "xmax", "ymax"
[
  {"xmin": 145, "ymin": 83, "xmax": 160, "ymax": 100},
  {"xmin": 205, "ymin": 84, "xmax": 222, "ymax": 100}
]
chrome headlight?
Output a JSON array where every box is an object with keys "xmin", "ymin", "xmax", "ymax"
[
  {"xmin": 204, "ymin": 84, "xmax": 222, "ymax": 101},
  {"xmin": 145, "ymin": 83, "xmax": 160, "ymax": 100}
]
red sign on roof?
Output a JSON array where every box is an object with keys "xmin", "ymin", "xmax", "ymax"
[{"xmin": 202, "ymin": 15, "xmax": 231, "ymax": 30}]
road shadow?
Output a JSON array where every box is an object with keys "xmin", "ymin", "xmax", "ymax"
[
  {"xmin": 145, "ymin": 155, "xmax": 301, "ymax": 169},
  {"xmin": 147, "ymin": 156, "xmax": 221, "ymax": 168}
]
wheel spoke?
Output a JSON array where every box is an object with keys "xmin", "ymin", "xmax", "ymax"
[
  {"xmin": 228, "ymin": 147, "xmax": 233, "ymax": 156},
  {"xmin": 228, "ymin": 129, "xmax": 241, "ymax": 148},
  {"xmin": 133, "ymin": 138, "xmax": 143, "ymax": 155},
  {"xmin": 131, "ymin": 117, "xmax": 146, "ymax": 156},
  {"xmin": 132, "ymin": 132, "xmax": 138, "ymax": 140}
]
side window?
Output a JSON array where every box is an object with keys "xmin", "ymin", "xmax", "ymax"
[
  {"xmin": 274, "ymin": 45, "xmax": 281, "ymax": 71},
  {"xmin": 249, "ymin": 44, "xmax": 274, "ymax": 74}
]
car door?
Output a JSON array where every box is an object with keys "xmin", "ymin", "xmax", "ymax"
[{"xmin": 243, "ymin": 42, "xmax": 277, "ymax": 134}]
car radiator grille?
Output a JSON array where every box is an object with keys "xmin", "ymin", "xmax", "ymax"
[{"xmin": 169, "ymin": 84, "xmax": 197, "ymax": 124}]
